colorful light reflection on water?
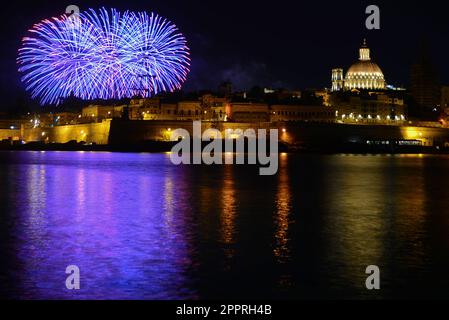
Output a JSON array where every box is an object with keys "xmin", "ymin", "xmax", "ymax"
[{"xmin": 0, "ymin": 152, "xmax": 449, "ymax": 300}]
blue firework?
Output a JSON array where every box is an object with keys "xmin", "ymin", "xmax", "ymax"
[{"xmin": 17, "ymin": 8, "xmax": 191, "ymax": 105}]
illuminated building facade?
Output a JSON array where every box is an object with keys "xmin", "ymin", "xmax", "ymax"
[
  {"xmin": 331, "ymin": 92, "xmax": 406, "ymax": 124},
  {"xmin": 270, "ymin": 105, "xmax": 336, "ymax": 123},
  {"xmin": 331, "ymin": 39, "xmax": 386, "ymax": 91},
  {"xmin": 82, "ymin": 105, "xmax": 124, "ymax": 120},
  {"xmin": 229, "ymin": 103, "xmax": 270, "ymax": 123},
  {"xmin": 332, "ymin": 69, "xmax": 344, "ymax": 92},
  {"xmin": 328, "ymin": 39, "xmax": 408, "ymax": 124}
]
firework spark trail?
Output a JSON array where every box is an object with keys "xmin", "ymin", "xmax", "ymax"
[{"xmin": 17, "ymin": 8, "xmax": 191, "ymax": 105}]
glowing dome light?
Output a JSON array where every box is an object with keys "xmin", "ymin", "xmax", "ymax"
[
  {"xmin": 17, "ymin": 8, "xmax": 191, "ymax": 105},
  {"xmin": 344, "ymin": 39, "xmax": 385, "ymax": 90}
]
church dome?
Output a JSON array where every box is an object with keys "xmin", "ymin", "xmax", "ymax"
[
  {"xmin": 344, "ymin": 40, "xmax": 386, "ymax": 90},
  {"xmin": 347, "ymin": 60, "xmax": 384, "ymax": 75}
]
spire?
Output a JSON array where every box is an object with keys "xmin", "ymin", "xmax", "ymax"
[
  {"xmin": 362, "ymin": 38, "xmax": 368, "ymax": 48},
  {"xmin": 359, "ymin": 39, "xmax": 370, "ymax": 61}
]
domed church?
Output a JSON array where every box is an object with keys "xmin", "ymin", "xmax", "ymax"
[{"xmin": 332, "ymin": 39, "xmax": 386, "ymax": 91}]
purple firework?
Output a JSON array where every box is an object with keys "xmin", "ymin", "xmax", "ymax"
[{"xmin": 17, "ymin": 8, "xmax": 191, "ymax": 105}]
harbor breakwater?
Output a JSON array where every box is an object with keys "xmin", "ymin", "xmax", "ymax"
[{"xmin": 2, "ymin": 120, "xmax": 449, "ymax": 151}]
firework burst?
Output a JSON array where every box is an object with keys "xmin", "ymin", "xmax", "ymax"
[{"xmin": 17, "ymin": 8, "xmax": 191, "ymax": 105}]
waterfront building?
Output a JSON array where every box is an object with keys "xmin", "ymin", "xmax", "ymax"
[
  {"xmin": 331, "ymin": 91, "xmax": 406, "ymax": 124},
  {"xmin": 209, "ymin": 103, "xmax": 228, "ymax": 122},
  {"xmin": 129, "ymin": 98, "xmax": 161, "ymax": 120},
  {"xmin": 158, "ymin": 103, "xmax": 178, "ymax": 120},
  {"xmin": 82, "ymin": 105, "xmax": 124, "ymax": 120},
  {"xmin": 201, "ymin": 94, "xmax": 229, "ymax": 121},
  {"xmin": 229, "ymin": 103, "xmax": 270, "ymax": 122},
  {"xmin": 176, "ymin": 101, "xmax": 203, "ymax": 120},
  {"xmin": 270, "ymin": 105, "xmax": 335, "ymax": 123}
]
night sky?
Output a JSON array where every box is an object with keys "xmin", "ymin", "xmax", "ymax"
[{"xmin": 1, "ymin": 0, "xmax": 449, "ymax": 109}]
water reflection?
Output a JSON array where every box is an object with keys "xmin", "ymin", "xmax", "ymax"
[
  {"xmin": 322, "ymin": 155, "xmax": 389, "ymax": 292},
  {"xmin": 0, "ymin": 152, "xmax": 448, "ymax": 300},
  {"xmin": 10, "ymin": 152, "xmax": 197, "ymax": 299},
  {"xmin": 75, "ymin": 168, "xmax": 87, "ymax": 223},
  {"xmin": 273, "ymin": 154, "xmax": 292, "ymax": 264},
  {"xmin": 163, "ymin": 174, "xmax": 175, "ymax": 229},
  {"xmin": 320, "ymin": 155, "xmax": 432, "ymax": 296},
  {"xmin": 392, "ymin": 155, "xmax": 427, "ymax": 274},
  {"xmin": 273, "ymin": 155, "xmax": 294, "ymax": 292},
  {"xmin": 26, "ymin": 164, "xmax": 47, "ymax": 239},
  {"xmin": 220, "ymin": 165, "xmax": 237, "ymax": 263}
]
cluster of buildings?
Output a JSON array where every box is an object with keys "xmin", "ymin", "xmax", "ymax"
[
  {"xmin": 65, "ymin": 40, "xmax": 411, "ymax": 127},
  {"xmin": 2, "ymin": 38, "xmax": 449, "ymax": 146},
  {"xmin": 330, "ymin": 39, "xmax": 408, "ymax": 124},
  {"xmin": 17, "ymin": 92, "xmax": 337, "ymax": 129}
]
